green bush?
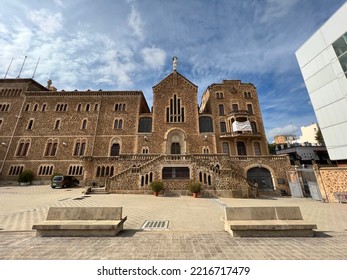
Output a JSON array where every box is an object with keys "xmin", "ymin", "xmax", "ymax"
[
  {"xmin": 18, "ymin": 170, "xmax": 34, "ymax": 183},
  {"xmin": 150, "ymin": 180, "xmax": 164, "ymax": 192},
  {"xmin": 188, "ymin": 181, "xmax": 202, "ymax": 193}
]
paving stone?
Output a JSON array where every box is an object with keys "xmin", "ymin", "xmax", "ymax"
[{"xmin": 1, "ymin": 185, "xmax": 347, "ymax": 259}]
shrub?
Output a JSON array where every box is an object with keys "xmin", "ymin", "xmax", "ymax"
[
  {"xmin": 150, "ymin": 180, "xmax": 164, "ymax": 193},
  {"xmin": 18, "ymin": 170, "xmax": 34, "ymax": 183},
  {"xmin": 188, "ymin": 181, "xmax": 202, "ymax": 193}
]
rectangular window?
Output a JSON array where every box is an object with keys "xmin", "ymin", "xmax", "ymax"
[
  {"xmin": 218, "ymin": 104, "xmax": 224, "ymax": 116},
  {"xmin": 253, "ymin": 142, "xmax": 261, "ymax": 155},
  {"xmin": 222, "ymin": 142, "xmax": 229, "ymax": 154},
  {"xmin": 251, "ymin": 121, "xmax": 257, "ymax": 133},
  {"xmin": 247, "ymin": 104, "xmax": 253, "ymax": 114},
  {"xmin": 138, "ymin": 117, "xmax": 152, "ymax": 133},
  {"xmin": 220, "ymin": 121, "xmax": 226, "ymax": 133},
  {"xmin": 199, "ymin": 116, "xmax": 213, "ymax": 133},
  {"xmin": 332, "ymin": 32, "xmax": 347, "ymax": 78},
  {"xmin": 114, "ymin": 119, "xmax": 123, "ymax": 129},
  {"xmin": 232, "ymin": 104, "xmax": 239, "ymax": 112},
  {"xmin": 162, "ymin": 167, "xmax": 190, "ymax": 179}
]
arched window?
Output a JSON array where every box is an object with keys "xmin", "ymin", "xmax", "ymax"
[
  {"xmin": 27, "ymin": 119, "xmax": 34, "ymax": 130},
  {"xmin": 54, "ymin": 119, "xmax": 61, "ymax": 130},
  {"xmin": 82, "ymin": 119, "xmax": 87, "ymax": 129},
  {"xmin": 166, "ymin": 94, "xmax": 185, "ymax": 123},
  {"xmin": 110, "ymin": 143, "xmax": 120, "ymax": 156},
  {"xmin": 44, "ymin": 139, "xmax": 58, "ymax": 156},
  {"xmin": 15, "ymin": 139, "xmax": 30, "ymax": 157}
]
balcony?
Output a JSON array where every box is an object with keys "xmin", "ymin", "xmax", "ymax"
[
  {"xmin": 220, "ymin": 131, "xmax": 262, "ymax": 139},
  {"xmin": 227, "ymin": 110, "xmax": 250, "ymax": 119}
]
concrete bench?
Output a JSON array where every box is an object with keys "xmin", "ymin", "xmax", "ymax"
[
  {"xmin": 223, "ymin": 206, "xmax": 317, "ymax": 237},
  {"xmin": 32, "ymin": 207, "xmax": 127, "ymax": 237}
]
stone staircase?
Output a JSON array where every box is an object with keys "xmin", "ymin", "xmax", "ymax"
[{"xmin": 108, "ymin": 154, "xmax": 256, "ymax": 197}]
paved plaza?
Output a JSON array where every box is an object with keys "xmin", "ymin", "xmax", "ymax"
[{"xmin": 0, "ymin": 184, "xmax": 347, "ymax": 260}]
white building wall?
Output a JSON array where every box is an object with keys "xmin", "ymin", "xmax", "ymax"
[
  {"xmin": 299, "ymin": 123, "xmax": 319, "ymax": 145},
  {"xmin": 295, "ymin": 3, "xmax": 347, "ymax": 161}
]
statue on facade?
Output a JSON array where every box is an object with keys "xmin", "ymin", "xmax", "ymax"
[{"xmin": 173, "ymin": 56, "xmax": 178, "ymax": 71}]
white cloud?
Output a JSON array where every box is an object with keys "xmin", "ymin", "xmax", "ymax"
[
  {"xmin": 141, "ymin": 47, "xmax": 166, "ymax": 70},
  {"xmin": 267, "ymin": 124, "xmax": 299, "ymax": 142},
  {"xmin": 260, "ymin": 0, "xmax": 299, "ymax": 23},
  {"xmin": 128, "ymin": 4, "xmax": 144, "ymax": 40},
  {"xmin": 28, "ymin": 8, "xmax": 63, "ymax": 34},
  {"xmin": 54, "ymin": 0, "xmax": 64, "ymax": 7}
]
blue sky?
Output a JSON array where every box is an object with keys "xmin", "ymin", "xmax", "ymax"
[{"xmin": 0, "ymin": 0, "xmax": 346, "ymax": 142}]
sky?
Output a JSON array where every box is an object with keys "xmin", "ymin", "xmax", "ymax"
[{"xmin": 0, "ymin": 0, "xmax": 346, "ymax": 142}]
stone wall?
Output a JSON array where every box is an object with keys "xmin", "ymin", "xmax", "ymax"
[{"xmin": 315, "ymin": 167, "xmax": 347, "ymax": 202}]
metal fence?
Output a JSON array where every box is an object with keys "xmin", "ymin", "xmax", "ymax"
[{"xmin": 287, "ymin": 168, "xmax": 322, "ymax": 200}]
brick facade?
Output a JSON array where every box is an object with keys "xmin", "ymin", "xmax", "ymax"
[{"xmin": 0, "ymin": 68, "xmax": 291, "ymax": 197}]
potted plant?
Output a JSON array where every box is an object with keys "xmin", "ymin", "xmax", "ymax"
[
  {"xmin": 188, "ymin": 181, "xmax": 202, "ymax": 198},
  {"xmin": 18, "ymin": 169, "xmax": 34, "ymax": 186},
  {"xmin": 150, "ymin": 180, "xmax": 164, "ymax": 196}
]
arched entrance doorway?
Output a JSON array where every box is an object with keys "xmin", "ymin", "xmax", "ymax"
[
  {"xmin": 165, "ymin": 129, "xmax": 186, "ymax": 154},
  {"xmin": 247, "ymin": 167, "xmax": 274, "ymax": 191}
]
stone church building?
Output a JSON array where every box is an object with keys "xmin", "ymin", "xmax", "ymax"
[{"xmin": 0, "ymin": 60, "xmax": 290, "ymax": 197}]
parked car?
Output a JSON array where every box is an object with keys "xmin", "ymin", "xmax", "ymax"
[{"xmin": 51, "ymin": 175, "xmax": 79, "ymax": 188}]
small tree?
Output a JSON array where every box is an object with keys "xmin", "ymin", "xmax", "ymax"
[
  {"xmin": 188, "ymin": 181, "xmax": 202, "ymax": 194},
  {"xmin": 18, "ymin": 170, "xmax": 34, "ymax": 183},
  {"xmin": 315, "ymin": 128, "xmax": 325, "ymax": 145},
  {"xmin": 150, "ymin": 180, "xmax": 164, "ymax": 193}
]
